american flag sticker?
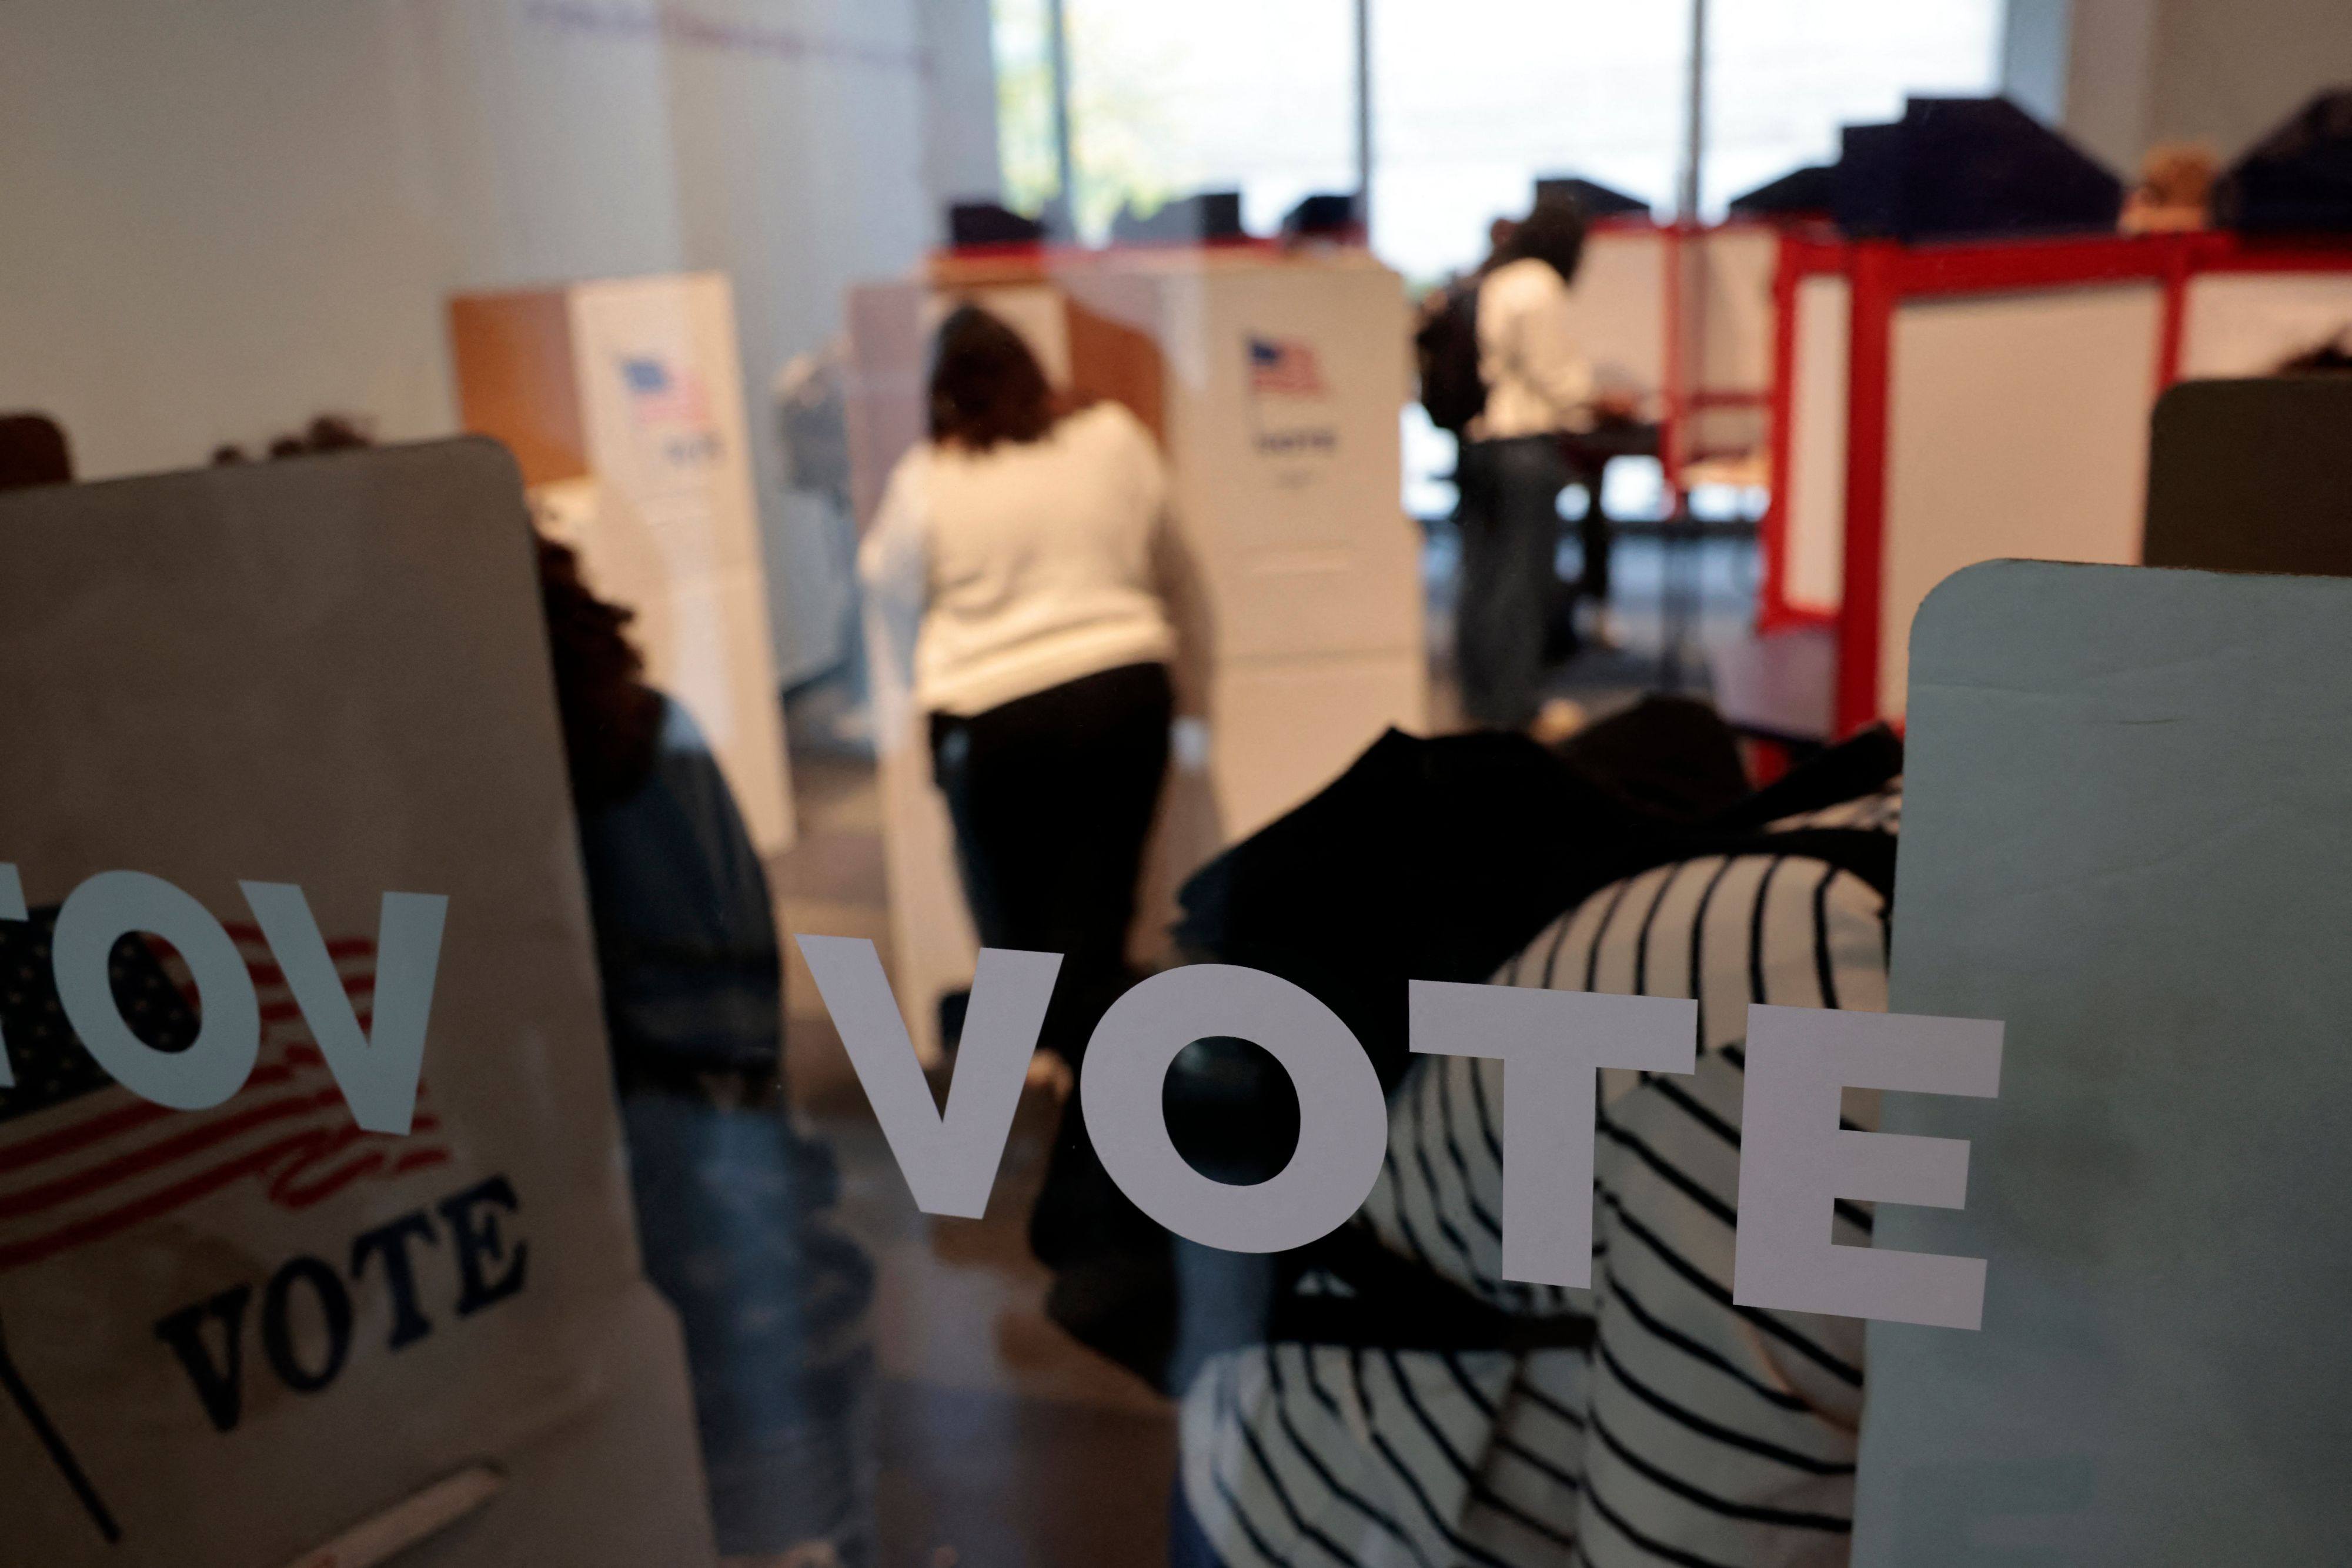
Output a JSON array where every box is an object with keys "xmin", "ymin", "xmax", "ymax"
[
  {"xmin": 619, "ymin": 355, "xmax": 710, "ymax": 427},
  {"xmin": 1247, "ymin": 335, "xmax": 1327, "ymax": 397},
  {"xmin": 0, "ymin": 912, "xmax": 451, "ymax": 1279}
]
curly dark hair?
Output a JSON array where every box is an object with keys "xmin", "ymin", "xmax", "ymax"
[
  {"xmin": 536, "ymin": 534, "xmax": 666, "ymax": 812},
  {"xmin": 927, "ymin": 303, "xmax": 1059, "ymax": 450},
  {"xmin": 0, "ymin": 413, "xmax": 72, "ymax": 491},
  {"xmin": 211, "ymin": 413, "xmax": 375, "ymax": 466},
  {"xmin": 1502, "ymin": 192, "xmax": 1590, "ymax": 286}
]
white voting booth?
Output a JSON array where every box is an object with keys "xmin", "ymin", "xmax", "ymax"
[
  {"xmin": 450, "ymin": 272, "xmax": 796, "ymax": 857},
  {"xmin": 846, "ymin": 245, "xmax": 1426, "ymax": 1057},
  {"xmin": 1755, "ymin": 232, "xmax": 2352, "ymax": 732},
  {"xmin": 0, "ymin": 444, "xmax": 713, "ymax": 1566}
]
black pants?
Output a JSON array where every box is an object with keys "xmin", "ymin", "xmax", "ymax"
[
  {"xmin": 1456, "ymin": 434, "xmax": 1568, "ymax": 728},
  {"xmin": 1572, "ymin": 460, "xmax": 1615, "ymax": 604},
  {"xmin": 930, "ymin": 661, "xmax": 1173, "ymax": 1064}
]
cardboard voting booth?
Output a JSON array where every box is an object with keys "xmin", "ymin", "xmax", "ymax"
[
  {"xmin": 450, "ymin": 273, "xmax": 796, "ymax": 858},
  {"xmin": 1755, "ymin": 232, "xmax": 2352, "ymax": 731},
  {"xmin": 846, "ymin": 244, "xmax": 1429, "ymax": 1056},
  {"xmin": 1853, "ymin": 560, "xmax": 2352, "ymax": 1563},
  {"xmin": 0, "ymin": 443, "xmax": 714, "ymax": 1566}
]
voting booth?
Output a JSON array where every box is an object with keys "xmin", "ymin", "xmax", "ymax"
[
  {"xmin": 846, "ymin": 243, "xmax": 1426, "ymax": 1055},
  {"xmin": 0, "ymin": 444, "xmax": 713, "ymax": 1566},
  {"xmin": 449, "ymin": 273, "xmax": 796, "ymax": 857},
  {"xmin": 1855, "ymin": 560, "xmax": 2352, "ymax": 1562},
  {"xmin": 1755, "ymin": 230, "xmax": 2352, "ymax": 731}
]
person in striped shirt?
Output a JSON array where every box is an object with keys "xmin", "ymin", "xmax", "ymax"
[{"xmin": 1175, "ymin": 786, "xmax": 1901, "ymax": 1568}]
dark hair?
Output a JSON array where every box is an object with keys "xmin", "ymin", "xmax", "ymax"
[
  {"xmin": 1504, "ymin": 193, "xmax": 1589, "ymax": 286},
  {"xmin": 2278, "ymin": 332, "xmax": 2352, "ymax": 374},
  {"xmin": 928, "ymin": 305, "xmax": 1057, "ymax": 450},
  {"xmin": 537, "ymin": 535, "xmax": 665, "ymax": 811},
  {"xmin": 213, "ymin": 413, "xmax": 376, "ymax": 466},
  {"xmin": 0, "ymin": 413, "xmax": 73, "ymax": 492}
]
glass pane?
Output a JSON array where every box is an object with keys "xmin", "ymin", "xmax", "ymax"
[
  {"xmin": 1375, "ymin": 0, "xmax": 1686, "ymax": 279},
  {"xmin": 1057, "ymin": 0, "xmax": 1358, "ymax": 240},
  {"xmin": 8, "ymin": 4, "xmax": 2347, "ymax": 1564},
  {"xmin": 1706, "ymin": 0, "xmax": 2003, "ymax": 210}
]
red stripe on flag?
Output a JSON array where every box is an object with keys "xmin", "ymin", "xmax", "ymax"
[
  {"xmin": 0, "ymin": 1098, "xmax": 174, "ymax": 1176},
  {"xmin": 219, "ymin": 922, "xmax": 373, "ymax": 961},
  {"xmin": 0, "ymin": 1088, "xmax": 344, "ymax": 1221},
  {"xmin": 272, "ymin": 1148, "xmax": 389, "ymax": 1210},
  {"xmin": 0, "ymin": 1060, "xmax": 315, "ymax": 1178},
  {"xmin": 0, "ymin": 1131, "xmax": 328, "ymax": 1275},
  {"xmin": 0, "ymin": 929, "xmax": 454, "ymax": 1275}
]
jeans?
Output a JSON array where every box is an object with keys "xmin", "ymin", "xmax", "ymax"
[
  {"xmin": 1455, "ymin": 434, "xmax": 1566, "ymax": 729},
  {"xmin": 622, "ymin": 1091, "xmax": 877, "ymax": 1562}
]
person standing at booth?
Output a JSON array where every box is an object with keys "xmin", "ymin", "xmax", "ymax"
[
  {"xmin": 1456, "ymin": 195, "xmax": 1600, "ymax": 730},
  {"xmin": 859, "ymin": 305, "xmax": 1179, "ymax": 1069}
]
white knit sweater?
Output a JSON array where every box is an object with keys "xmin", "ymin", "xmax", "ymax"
[{"xmin": 860, "ymin": 401, "xmax": 1177, "ymax": 717}]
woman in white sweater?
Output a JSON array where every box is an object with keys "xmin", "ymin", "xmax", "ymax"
[{"xmin": 859, "ymin": 305, "xmax": 1178, "ymax": 1065}]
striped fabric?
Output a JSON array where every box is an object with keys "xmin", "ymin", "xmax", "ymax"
[{"xmin": 1180, "ymin": 787, "xmax": 1899, "ymax": 1568}]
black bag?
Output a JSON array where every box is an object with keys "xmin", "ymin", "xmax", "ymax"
[{"xmin": 1415, "ymin": 282, "xmax": 1486, "ymax": 439}]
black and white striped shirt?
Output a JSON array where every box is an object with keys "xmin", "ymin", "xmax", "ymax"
[{"xmin": 1180, "ymin": 788, "xmax": 1900, "ymax": 1568}]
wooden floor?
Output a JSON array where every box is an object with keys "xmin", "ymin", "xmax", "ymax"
[{"xmin": 774, "ymin": 752, "xmax": 1174, "ymax": 1568}]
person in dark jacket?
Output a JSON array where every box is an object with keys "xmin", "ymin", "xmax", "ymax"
[{"xmin": 542, "ymin": 536, "xmax": 876, "ymax": 1567}]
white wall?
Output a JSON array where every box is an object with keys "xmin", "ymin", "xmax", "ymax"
[
  {"xmin": 918, "ymin": 0, "xmax": 1007, "ymax": 215},
  {"xmin": 2004, "ymin": 0, "xmax": 2352, "ymax": 175},
  {"xmin": 1999, "ymin": 0, "xmax": 2074, "ymax": 126},
  {"xmin": 2141, "ymin": 0, "xmax": 2352, "ymax": 158},
  {"xmin": 0, "ymin": 4, "xmax": 462, "ymax": 477},
  {"xmin": 0, "ymin": 0, "xmax": 998, "ymax": 681}
]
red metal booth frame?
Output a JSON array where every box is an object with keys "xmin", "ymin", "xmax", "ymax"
[{"xmin": 1757, "ymin": 228, "xmax": 2352, "ymax": 734}]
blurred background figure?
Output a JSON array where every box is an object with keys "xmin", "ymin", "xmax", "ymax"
[
  {"xmin": 543, "ymin": 535, "xmax": 878, "ymax": 1568},
  {"xmin": 859, "ymin": 304, "xmax": 1180, "ymax": 1072},
  {"xmin": 767, "ymin": 340, "xmax": 873, "ymax": 755},
  {"xmin": 0, "ymin": 413, "xmax": 74, "ymax": 492},
  {"xmin": 2122, "ymin": 142, "xmax": 2219, "ymax": 231},
  {"xmin": 1454, "ymin": 193, "xmax": 1602, "ymax": 730},
  {"xmin": 209, "ymin": 413, "xmax": 375, "ymax": 466}
]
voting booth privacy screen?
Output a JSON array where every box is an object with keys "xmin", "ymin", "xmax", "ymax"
[
  {"xmin": 1754, "ymin": 229, "xmax": 2352, "ymax": 730},
  {"xmin": 0, "ymin": 446, "xmax": 713, "ymax": 1566},
  {"xmin": 450, "ymin": 274, "xmax": 798, "ymax": 861},
  {"xmin": 1860, "ymin": 562, "xmax": 2352, "ymax": 1563}
]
